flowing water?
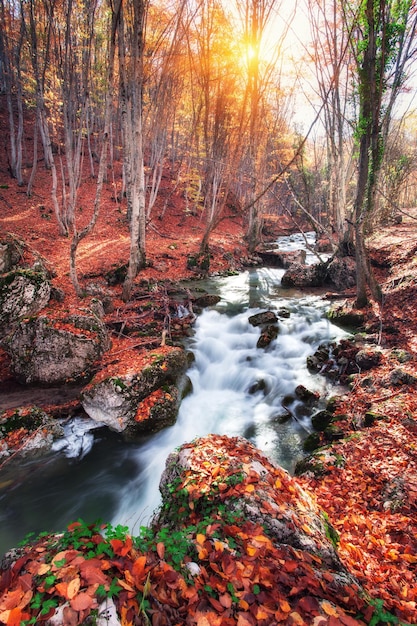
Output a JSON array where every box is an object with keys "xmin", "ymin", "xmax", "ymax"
[{"xmin": 0, "ymin": 234, "xmax": 347, "ymax": 556}]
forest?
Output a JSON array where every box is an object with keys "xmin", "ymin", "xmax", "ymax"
[
  {"xmin": 1, "ymin": 0, "xmax": 416, "ymax": 300},
  {"xmin": 1, "ymin": 0, "xmax": 417, "ymax": 625}
]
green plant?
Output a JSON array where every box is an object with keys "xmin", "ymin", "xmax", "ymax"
[
  {"xmin": 322, "ymin": 511, "xmax": 339, "ymax": 549},
  {"xmin": 368, "ymin": 598, "xmax": 404, "ymax": 625},
  {"xmin": 138, "ymin": 572, "xmax": 152, "ymax": 625}
]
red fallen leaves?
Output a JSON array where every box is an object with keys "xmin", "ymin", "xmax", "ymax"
[
  {"xmin": 134, "ymin": 388, "xmax": 171, "ymax": 422},
  {"xmin": 0, "ymin": 426, "xmax": 415, "ymax": 625},
  {"xmin": 0, "ymin": 467, "xmax": 367, "ymax": 626},
  {"xmin": 299, "ymin": 384, "xmax": 417, "ymax": 624}
]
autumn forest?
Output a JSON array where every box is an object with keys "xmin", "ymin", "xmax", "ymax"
[
  {"xmin": 1, "ymin": 0, "xmax": 417, "ymax": 625},
  {"xmin": 1, "ymin": 0, "xmax": 416, "ymax": 300}
]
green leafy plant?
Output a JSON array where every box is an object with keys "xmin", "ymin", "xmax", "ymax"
[{"xmin": 368, "ymin": 598, "xmax": 404, "ymax": 625}]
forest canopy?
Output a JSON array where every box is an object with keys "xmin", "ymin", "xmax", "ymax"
[{"xmin": 1, "ymin": 0, "xmax": 417, "ymax": 301}]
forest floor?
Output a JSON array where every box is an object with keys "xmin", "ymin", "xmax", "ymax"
[{"xmin": 1, "ymin": 120, "xmax": 417, "ymax": 622}]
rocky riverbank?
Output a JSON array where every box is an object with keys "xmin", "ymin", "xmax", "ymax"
[{"xmin": 1, "ymin": 187, "xmax": 417, "ymax": 623}]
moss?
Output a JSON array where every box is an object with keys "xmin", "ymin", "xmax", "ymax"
[
  {"xmin": 364, "ymin": 411, "xmax": 385, "ymax": 427},
  {"xmin": 311, "ymin": 410, "xmax": 333, "ymax": 431},
  {"xmin": 294, "ymin": 455, "xmax": 326, "ymax": 477},
  {"xmin": 322, "ymin": 512, "xmax": 339, "ymax": 549},
  {"xmin": 303, "ymin": 432, "xmax": 322, "ymax": 452},
  {"xmin": 0, "ymin": 407, "xmax": 46, "ymax": 437}
]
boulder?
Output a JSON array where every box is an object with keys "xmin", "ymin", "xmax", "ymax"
[
  {"xmin": 248, "ymin": 310, "xmax": 278, "ymax": 326},
  {"xmin": 256, "ymin": 324, "xmax": 279, "ymax": 348},
  {"xmin": 0, "ymin": 406, "xmax": 64, "ymax": 459},
  {"xmin": 156, "ymin": 434, "xmax": 367, "ymax": 622},
  {"xmin": 327, "ymin": 305, "xmax": 365, "ymax": 329},
  {"xmin": 4, "ymin": 313, "xmax": 109, "ymax": 384},
  {"xmin": 281, "ymin": 262, "xmax": 327, "ymax": 288},
  {"xmin": 81, "ymin": 346, "xmax": 188, "ymax": 435},
  {"xmin": 327, "ymin": 256, "xmax": 356, "ymax": 290},
  {"xmin": 0, "ymin": 237, "xmax": 22, "ymax": 273},
  {"xmin": 257, "ymin": 249, "xmax": 306, "ymax": 267},
  {"xmin": 193, "ymin": 293, "xmax": 221, "ymax": 308},
  {"xmin": 0, "ymin": 269, "xmax": 51, "ymax": 339}
]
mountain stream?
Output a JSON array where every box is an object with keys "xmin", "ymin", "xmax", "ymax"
[{"xmin": 0, "ymin": 233, "xmax": 348, "ymax": 556}]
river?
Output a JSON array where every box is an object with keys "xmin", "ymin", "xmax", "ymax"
[{"xmin": 0, "ymin": 233, "xmax": 347, "ymax": 556}]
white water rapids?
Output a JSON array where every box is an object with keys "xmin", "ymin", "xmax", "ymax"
[{"xmin": 0, "ymin": 234, "xmax": 348, "ymax": 555}]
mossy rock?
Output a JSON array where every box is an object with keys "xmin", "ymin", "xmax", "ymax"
[
  {"xmin": 364, "ymin": 411, "xmax": 385, "ymax": 427},
  {"xmin": 187, "ymin": 252, "xmax": 210, "ymax": 273},
  {"xmin": 324, "ymin": 425, "xmax": 345, "ymax": 441},
  {"xmin": 294, "ymin": 456, "xmax": 326, "ymax": 477},
  {"xmin": 327, "ymin": 307, "xmax": 364, "ymax": 329},
  {"xmin": 311, "ymin": 410, "xmax": 333, "ymax": 431},
  {"xmin": 303, "ymin": 432, "xmax": 322, "ymax": 452}
]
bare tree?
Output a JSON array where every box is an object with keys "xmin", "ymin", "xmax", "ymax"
[
  {"xmin": 69, "ymin": 0, "xmax": 118, "ymax": 296},
  {"xmin": 0, "ymin": 0, "xmax": 25, "ymax": 185},
  {"xmin": 117, "ymin": 0, "xmax": 149, "ymax": 302}
]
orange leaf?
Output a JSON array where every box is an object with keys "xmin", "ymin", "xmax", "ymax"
[
  {"xmin": 219, "ymin": 593, "xmax": 232, "ymax": 609},
  {"xmin": 55, "ymin": 581, "xmax": 69, "ymax": 598},
  {"xmin": 6, "ymin": 607, "xmax": 25, "ymax": 626},
  {"xmin": 67, "ymin": 577, "xmax": 81, "ymax": 600},
  {"xmin": 110, "ymin": 538, "xmax": 131, "ymax": 556},
  {"xmin": 156, "ymin": 542, "xmax": 165, "ymax": 559},
  {"xmin": 321, "ymin": 600, "xmax": 339, "ymax": 617},
  {"xmin": 70, "ymin": 592, "xmax": 94, "ymax": 612},
  {"xmin": 279, "ymin": 598, "xmax": 291, "ymax": 613},
  {"xmin": 0, "ymin": 589, "xmax": 23, "ymax": 612},
  {"xmin": 132, "ymin": 555, "xmax": 147, "ymax": 585}
]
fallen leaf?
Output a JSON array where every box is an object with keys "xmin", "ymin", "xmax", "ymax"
[
  {"xmin": 156, "ymin": 542, "xmax": 165, "ymax": 559},
  {"xmin": 321, "ymin": 600, "xmax": 339, "ymax": 617},
  {"xmin": 67, "ymin": 576, "xmax": 81, "ymax": 600},
  {"xmin": 70, "ymin": 592, "xmax": 94, "ymax": 611}
]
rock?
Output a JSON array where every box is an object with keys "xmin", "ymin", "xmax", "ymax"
[
  {"xmin": 295, "ymin": 384, "xmax": 320, "ymax": 405},
  {"xmin": 156, "ymin": 434, "xmax": 366, "ymax": 620},
  {"xmin": 0, "ymin": 234, "xmax": 28, "ymax": 273},
  {"xmin": 327, "ymin": 256, "xmax": 356, "ymax": 290},
  {"xmin": 281, "ymin": 262, "xmax": 327, "ymax": 288},
  {"xmin": 81, "ymin": 347, "xmax": 188, "ymax": 435},
  {"xmin": 0, "ymin": 269, "xmax": 51, "ymax": 339},
  {"xmin": 186, "ymin": 251, "xmax": 210, "ymax": 273},
  {"xmin": 355, "ymin": 347, "xmax": 382, "ymax": 370},
  {"xmin": 327, "ymin": 305, "xmax": 365, "ymax": 329},
  {"xmin": 0, "ymin": 406, "xmax": 64, "ymax": 459},
  {"xmin": 248, "ymin": 310, "xmax": 278, "ymax": 326},
  {"xmin": 277, "ymin": 306, "xmax": 291, "ymax": 318},
  {"xmin": 248, "ymin": 378, "xmax": 267, "ymax": 394},
  {"xmin": 256, "ymin": 324, "xmax": 279, "ymax": 348},
  {"xmin": 4, "ymin": 313, "xmax": 109, "ymax": 384},
  {"xmin": 257, "ymin": 249, "xmax": 306, "ymax": 267},
  {"xmin": 389, "ymin": 367, "xmax": 417, "ymax": 386},
  {"xmin": 311, "ymin": 409, "xmax": 333, "ymax": 431},
  {"xmin": 193, "ymin": 293, "xmax": 221, "ymax": 308}
]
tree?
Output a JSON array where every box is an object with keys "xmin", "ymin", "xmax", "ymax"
[
  {"xmin": 69, "ymin": 0, "xmax": 118, "ymax": 296},
  {"xmin": 0, "ymin": 0, "xmax": 25, "ymax": 186},
  {"xmin": 235, "ymin": 0, "xmax": 290, "ymax": 252},
  {"xmin": 307, "ymin": 0, "xmax": 356, "ymax": 245},
  {"xmin": 344, "ymin": 0, "xmax": 417, "ymax": 307},
  {"xmin": 117, "ymin": 0, "xmax": 149, "ymax": 302}
]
